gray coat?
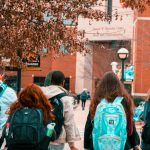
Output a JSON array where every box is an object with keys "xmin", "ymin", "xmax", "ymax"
[{"xmin": 41, "ymin": 85, "xmax": 81, "ymax": 145}]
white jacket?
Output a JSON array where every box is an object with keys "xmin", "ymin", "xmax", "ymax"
[
  {"xmin": 0, "ymin": 81, "xmax": 17, "ymax": 129},
  {"xmin": 41, "ymin": 85, "xmax": 81, "ymax": 144}
]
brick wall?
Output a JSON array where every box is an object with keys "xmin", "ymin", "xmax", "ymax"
[
  {"xmin": 21, "ymin": 52, "xmax": 76, "ymax": 93},
  {"xmin": 133, "ymin": 7, "xmax": 150, "ymax": 94},
  {"xmin": 22, "ymin": 54, "xmax": 52, "ymax": 87},
  {"xmin": 51, "ymin": 53, "xmax": 76, "ymax": 93}
]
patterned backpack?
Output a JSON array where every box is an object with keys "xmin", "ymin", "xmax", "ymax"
[{"xmin": 93, "ymin": 96, "xmax": 127, "ymax": 150}]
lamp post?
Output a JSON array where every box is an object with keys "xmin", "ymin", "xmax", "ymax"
[
  {"xmin": 16, "ymin": 49, "xmax": 22, "ymax": 93},
  {"xmin": 117, "ymin": 48, "xmax": 129, "ymax": 81}
]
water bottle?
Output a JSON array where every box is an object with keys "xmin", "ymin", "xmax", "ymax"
[
  {"xmin": 46, "ymin": 123, "xmax": 55, "ymax": 137},
  {"xmin": 6, "ymin": 122, "xmax": 10, "ymax": 136}
]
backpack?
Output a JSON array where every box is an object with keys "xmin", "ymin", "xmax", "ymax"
[
  {"xmin": 0, "ymin": 82, "xmax": 7, "ymax": 97},
  {"xmin": 92, "ymin": 97, "xmax": 127, "ymax": 150},
  {"xmin": 80, "ymin": 91, "xmax": 88, "ymax": 100},
  {"xmin": 4, "ymin": 108, "xmax": 51, "ymax": 150},
  {"xmin": 0, "ymin": 82, "xmax": 7, "ymax": 114},
  {"xmin": 142, "ymin": 104, "xmax": 150, "ymax": 144},
  {"xmin": 49, "ymin": 92, "xmax": 66, "ymax": 139},
  {"xmin": 133, "ymin": 101, "xmax": 145, "ymax": 122}
]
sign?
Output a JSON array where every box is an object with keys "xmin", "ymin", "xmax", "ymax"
[
  {"xmin": 91, "ymin": 27, "xmax": 125, "ymax": 38},
  {"xmin": 78, "ymin": 8, "xmax": 133, "ymax": 41},
  {"xmin": 22, "ymin": 52, "xmax": 40, "ymax": 67}
]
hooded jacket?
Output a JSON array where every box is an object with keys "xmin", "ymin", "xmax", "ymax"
[
  {"xmin": 41, "ymin": 85, "xmax": 81, "ymax": 145},
  {"xmin": 0, "ymin": 81, "xmax": 17, "ymax": 129}
]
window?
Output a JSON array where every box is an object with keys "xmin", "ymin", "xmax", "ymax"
[
  {"xmin": 33, "ymin": 76, "xmax": 46, "ymax": 86},
  {"xmin": 5, "ymin": 76, "xmax": 17, "ymax": 91}
]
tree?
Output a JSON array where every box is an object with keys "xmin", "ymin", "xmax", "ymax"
[{"xmin": 0, "ymin": 0, "xmax": 149, "ymax": 66}]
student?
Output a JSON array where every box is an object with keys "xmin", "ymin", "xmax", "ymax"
[
  {"xmin": 141, "ymin": 89, "xmax": 150, "ymax": 150},
  {"xmin": 0, "ymin": 74, "xmax": 17, "ymax": 128},
  {"xmin": 42, "ymin": 70, "xmax": 80, "ymax": 150},
  {"xmin": 84, "ymin": 71, "xmax": 140, "ymax": 150},
  {"xmin": 80, "ymin": 89, "xmax": 88, "ymax": 110},
  {"xmin": 0, "ymin": 74, "xmax": 17, "ymax": 147},
  {"xmin": 1, "ymin": 84, "xmax": 55, "ymax": 150}
]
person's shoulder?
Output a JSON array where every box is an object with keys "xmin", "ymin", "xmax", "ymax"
[
  {"xmin": 1, "ymin": 86, "xmax": 17, "ymax": 102},
  {"xmin": 145, "ymin": 101, "xmax": 150, "ymax": 105},
  {"xmin": 60, "ymin": 95, "xmax": 74, "ymax": 107},
  {"xmin": 6, "ymin": 86, "xmax": 16, "ymax": 93},
  {"xmin": 145, "ymin": 101, "xmax": 150, "ymax": 109},
  {"xmin": 61, "ymin": 95, "xmax": 73, "ymax": 102}
]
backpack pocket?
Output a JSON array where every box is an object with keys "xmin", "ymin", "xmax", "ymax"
[
  {"xmin": 98, "ymin": 136, "xmax": 121, "ymax": 150},
  {"xmin": 12, "ymin": 125, "xmax": 38, "ymax": 143},
  {"xmin": 7, "ymin": 124, "xmax": 40, "ymax": 149}
]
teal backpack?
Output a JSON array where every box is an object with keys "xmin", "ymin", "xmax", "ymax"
[
  {"xmin": 0, "ymin": 82, "xmax": 7, "ymax": 97},
  {"xmin": 92, "ymin": 97, "xmax": 127, "ymax": 150}
]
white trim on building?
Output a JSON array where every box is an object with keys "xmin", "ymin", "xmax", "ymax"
[
  {"xmin": 132, "ymin": 92, "xmax": 147, "ymax": 97},
  {"xmin": 133, "ymin": 17, "xmax": 150, "ymax": 26}
]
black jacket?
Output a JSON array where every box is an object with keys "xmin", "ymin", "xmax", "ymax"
[{"xmin": 84, "ymin": 112, "xmax": 140, "ymax": 150}]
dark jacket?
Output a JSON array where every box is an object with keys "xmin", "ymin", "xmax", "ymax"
[
  {"xmin": 141, "ymin": 101, "xmax": 150, "ymax": 150},
  {"xmin": 80, "ymin": 91, "xmax": 88, "ymax": 101},
  {"xmin": 84, "ymin": 98, "xmax": 140, "ymax": 150}
]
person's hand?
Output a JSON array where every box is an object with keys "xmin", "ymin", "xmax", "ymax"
[
  {"xmin": 133, "ymin": 145, "xmax": 141, "ymax": 150},
  {"xmin": 0, "ymin": 74, "xmax": 3, "ymax": 81},
  {"xmin": 70, "ymin": 146, "xmax": 79, "ymax": 150}
]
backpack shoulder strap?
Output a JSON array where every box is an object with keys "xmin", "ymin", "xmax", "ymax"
[
  {"xmin": 49, "ymin": 92, "xmax": 67, "ymax": 103},
  {"xmin": 0, "ymin": 82, "xmax": 7, "ymax": 97},
  {"xmin": 56, "ymin": 93, "xmax": 67, "ymax": 99},
  {"xmin": 113, "ymin": 96, "xmax": 123, "ymax": 104},
  {"xmin": 99, "ymin": 98, "xmax": 108, "ymax": 105},
  {"xmin": 97, "ymin": 98, "xmax": 108, "ymax": 109}
]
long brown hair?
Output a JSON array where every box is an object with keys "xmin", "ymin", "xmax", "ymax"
[
  {"xmin": 90, "ymin": 71, "xmax": 133, "ymax": 119},
  {"xmin": 9, "ymin": 84, "xmax": 54, "ymax": 123}
]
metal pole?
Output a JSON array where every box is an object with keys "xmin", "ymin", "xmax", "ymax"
[
  {"xmin": 16, "ymin": 49, "xmax": 22, "ymax": 93},
  {"xmin": 121, "ymin": 59, "xmax": 125, "ymax": 81}
]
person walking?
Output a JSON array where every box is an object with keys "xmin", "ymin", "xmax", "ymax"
[
  {"xmin": 84, "ymin": 71, "xmax": 140, "ymax": 150},
  {"xmin": 0, "ymin": 84, "xmax": 55, "ymax": 150},
  {"xmin": 80, "ymin": 89, "xmax": 88, "ymax": 110},
  {"xmin": 0, "ymin": 74, "xmax": 17, "ymax": 149},
  {"xmin": 141, "ymin": 89, "xmax": 150, "ymax": 150},
  {"xmin": 42, "ymin": 70, "xmax": 80, "ymax": 150}
]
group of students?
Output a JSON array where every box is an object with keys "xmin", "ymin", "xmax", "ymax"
[
  {"xmin": 0, "ymin": 71, "xmax": 80, "ymax": 150},
  {"xmin": 0, "ymin": 71, "xmax": 150, "ymax": 150}
]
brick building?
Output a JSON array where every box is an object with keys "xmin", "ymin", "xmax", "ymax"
[
  {"xmin": 4, "ymin": 0, "xmax": 134, "ymax": 96},
  {"xmin": 76, "ymin": 0, "xmax": 133, "ymax": 96},
  {"xmin": 132, "ymin": 6, "xmax": 150, "ymax": 97}
]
